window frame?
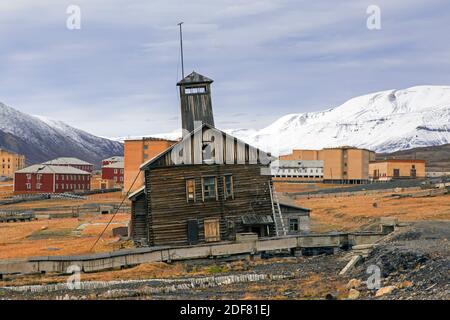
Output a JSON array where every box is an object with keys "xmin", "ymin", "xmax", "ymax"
[
  {"xmin": 185, "ymin": 178, "xmax": 196, "ymax": 203},
  {"xmin": 201, "ymin": 176, "xmax": 218, "ymax": 201},
  {"xmin": 223, "ymin": 174, "xmax": 234, "ymax": 200},
  {"xmin": 288, "ymin": 217, "xmax": 300, "ymax": 232}
]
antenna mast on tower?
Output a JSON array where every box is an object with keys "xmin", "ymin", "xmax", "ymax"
[{"xmin": 178, "ymin": 22, "xmax": 185, "ymax": 79}]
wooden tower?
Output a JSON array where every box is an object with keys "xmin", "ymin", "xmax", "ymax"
[{"xmin": 177, "ymin": 71, "xmax": 215, "ymax": 136}]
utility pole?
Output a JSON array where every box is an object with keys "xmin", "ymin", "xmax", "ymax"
[{"xmin": 178, "ymin": 22, "xmax": 185, "ymax": 79}]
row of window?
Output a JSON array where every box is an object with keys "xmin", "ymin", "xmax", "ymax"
[
  {"xmin": 114, "ymin": 176, "xmax": 124, "ymax": 182},
  {"xmin": 113, "ymin": 169, "xmax": 124, "ymax": 174},
  {"xmin": 56, "ymin": 174, "xmax": 90, "ymax": 181},
  {"xmin": 24, "ymin": 183, "xmax": 90, "ymax": 190},
  {"xmin": 276, "ymin": 168, "xmax": 322, "ymax": 174},
  {"xmin": 56, "ymin": 183, "xmax": 89, "ymax": 190},
  {"xmin": 25, "ymin": 174, "xmax": 90, "ymax": 181},
  {"xmin": 186, "ymin": 175, "xmax": 234, "ymax": 202},
  {"xmin": 274, "ymin": 175, "xmax": 322, "ymax": 179}
]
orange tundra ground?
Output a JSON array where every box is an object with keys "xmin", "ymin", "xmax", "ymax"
[
  {"xmin": 298, "ymin": 191, "xmax": 450, "ymax": 232},
  {"xmin": 0, "ymin": 213, "xmax": 130, "ymax": 259}
]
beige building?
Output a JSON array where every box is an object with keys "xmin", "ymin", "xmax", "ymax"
[
  {"xmin": 0, "ymin": 149, "xmax": 25, "ymax": 178},
  {"xmin": 369, "ymin": 159, "xmax": 426, "ymax": 180},
  {"xmin": 279, "ymin": 149, "xmax": 320, "ymax": 161},
  {"xmin": 321, "ymin": 147, "xmax": 375, "ymax": 183},
  {"xmin": 124, "ymin": 137, "xmax": 178, "ymax": 193},
  {"xmin": 279, "ymin": 146, "xmax": 376, "ymax": 184}
]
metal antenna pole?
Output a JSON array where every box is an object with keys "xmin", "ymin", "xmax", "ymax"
[{"xmin": 178, "ymin": 22, "xmax": 185, "ymax": 79}]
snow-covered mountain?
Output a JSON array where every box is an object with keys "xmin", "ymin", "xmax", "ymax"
[
  {"xmin": 228, "ymin": 85, "xmax": 450, "ymax": 155},
  {"xmin": 0, "ymin": 102, "xmax": 123, "ymax": 166},
  {"xmin": 111, "ymin": 86, "xmax": 450, "ymax": 156}
]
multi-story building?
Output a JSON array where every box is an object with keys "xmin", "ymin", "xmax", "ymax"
[
  {"xmin": 101, "ymin": 161, "xmax": 124, "ymax": 186},
  {"xmin": 0, "ymin": 149, "xmax": 26, "ymax": 179},
  {"xmin": 124, "ymin": 137, "xmax": 177, "ymax": 193},
  {"xmin": 43, "ymin": 157, "xmax": 94, "ymax": 173},
  {"xmin": 369, "ymin": 159, "xmax": 426, "ymax": 180},
  {"xmin": 14, "ymin": 164, "xmax": 91, "ymax": 193},
  {"xmin": 321, "ymin": 147, "xmax": 375, "ymax": 184},
  {"xmin": 279, "ymin": 147, "xmax": 376, "ymax": 184}
]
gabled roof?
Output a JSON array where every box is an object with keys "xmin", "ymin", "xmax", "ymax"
[
  {"xmin": 103, "ymin": 156, "xmax": 124, "ymax": 162},
  {"xmin": 128, "ymin": 186, "xmax": 145, "ymax": 200},
  {"xmin": 43, "ymin": 157, "xmax": 93, "ymax": 166},
  {"xmin": 102, "ymin": 161, "xmax": 124, "ymax": 169},
  {"xmin": 139, "ymin": 123, "xmax": 275, "ymax": 170},
  {"xmin": 177, "ymin": 71, "xmax": 213, "ymax": 86},
  {"xmin": 16, "ymin": 164, "xmax": 91, "ymax": 175}
]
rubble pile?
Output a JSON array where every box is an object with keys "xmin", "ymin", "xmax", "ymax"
[{"xmin": 350, "ymin": 221, "xmax": 449, "ymax": 300}]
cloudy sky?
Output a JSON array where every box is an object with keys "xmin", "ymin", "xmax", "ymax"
[{"xmin": 1, "ymin": 0, "xmax": 449, "ymax": 138}]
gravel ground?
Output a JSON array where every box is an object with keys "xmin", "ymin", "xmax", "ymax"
[
  {"xmin": 349, "ymin": 221, "xmax": 449, "ymax": 300},
  {"xmin": 0, "ymin": 221, "xmax": 448, "ymax": 300}
]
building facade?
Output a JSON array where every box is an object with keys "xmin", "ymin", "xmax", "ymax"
[
  {"xmin": 14, "ymin": 164, "xmax": 91, "ymax": 193},
  {"xmin": 129, "ymin": 124, "xmax": 275, "ymax": 247},
  {"xmin": 271, "ymin": 160, "xmax": 323, "ymax": 181},
  {"xmin": 0, "ymin": 149, "xmax": 26, "ymax": 179},
  {"xmin": 369, "ymin": 159, "xmax": 426, "ymax": 180},
  {"xmin": 124, "ymin": 138, "xmax": 177, "ymax": 193},
  {"xmin": 280, "ymin": 147, "xmax": 376, "ymax": 184},
  {"xmin": 43, "ymin": 157, "xmax": 94, "ymax": 173},
  {"xmin": 101, "ymin": 161, "xmax": 124, "ymax": 185}
]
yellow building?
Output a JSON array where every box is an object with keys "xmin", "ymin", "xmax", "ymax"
[
  {"xmin": 369, "ymin": 159, "xmax": 426, "ymax": 180},
  {"xmin": 321, "ymin": 147, "xmax": 375, "ymax": 183},
  {"xmin": 0, "ymin": 149, "xmax": 25, "ymax": 178},
  {"xmin": 279, "ymin": 149, "xmax": 320, "ymax": 161},
  {"xmin": 124, "ymin": 138, "xmax": 178, "ymax": 193},
  {"xmin": 279, "ymin": 146, "xmax": 376, "ymax": 184}
]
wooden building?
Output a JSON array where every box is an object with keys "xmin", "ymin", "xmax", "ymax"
[
  {"xmin": 279, "ymin": 202, "xmax": 311, "ymax": 234},
  {"xmin": 178, "ymin": 71, "xmax": 215, "ymax": 136},
  {"xmin": 129, "ymin": 124, "xmax": 275, "ymax": 247}
]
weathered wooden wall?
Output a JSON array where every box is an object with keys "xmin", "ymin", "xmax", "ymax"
[{"xmin": 145, "ymin": 164, "xmax": 273, "ymax": 246}]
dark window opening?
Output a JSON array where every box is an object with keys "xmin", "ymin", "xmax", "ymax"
[
  {"xmin": 202, "ymin": 177, "xmax": 217, "ymax": 201},
  {"xmin": 289, "ymin": 218, "xmax": 299, "ymax": 232},
  {"xmin": 223, "ymin": 175, "xmax": 234, "ymax": 200}
]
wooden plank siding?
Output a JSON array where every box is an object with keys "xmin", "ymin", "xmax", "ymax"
[
  {"xmin": 145, "ymin": 164, "xmax": 273, "ymax": 247},
  {"xmin": 130, "ymin": 192, "xmax": 148, "ymax": 244}
]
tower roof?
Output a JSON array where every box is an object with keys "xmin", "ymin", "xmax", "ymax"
[{"xmin": 177, "ymin": 71, "xmax": 213, "ymax": 86}]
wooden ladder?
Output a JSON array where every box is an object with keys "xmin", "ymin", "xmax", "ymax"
[{"xmin": 269, "ymin": 180, "xmax": 287, "ymax": 236}]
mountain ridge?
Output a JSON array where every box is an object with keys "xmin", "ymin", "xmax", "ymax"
[{"xmin": 0, "ymin": 102, "xmax": 123, "ymax": 166}]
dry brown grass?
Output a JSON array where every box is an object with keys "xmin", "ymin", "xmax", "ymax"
[
  {"xmin": 0, "ymin": 213, "xmax": 129, "ymax": 259},
  {"xmin": 298, "ymin": 191, "xmax": 450, "ymax": 232}
]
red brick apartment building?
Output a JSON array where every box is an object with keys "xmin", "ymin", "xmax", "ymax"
[
  {"xmin": 14, "ymin": 164, "xmax": 91, "ymax": 193},
  {"xmin": 43, "ymin": 157, "xmax": 94, "ymax": 173},
  {"xmin": 101, "ymin": 161, "xmax": 124, "ymax": 185},
  {"xmin": 102, "ymin": 156, "xmax": 124, "ymax": 167}
]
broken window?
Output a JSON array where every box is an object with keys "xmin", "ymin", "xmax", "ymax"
[
  {"xmin": 223, "ymin": 175, "xmax": 234, "ymax": 200},
  {"xmin": 289, "ymin": 218, "xmax": 299, "ymax": 232},
  {"xmin": 186, "ymin": 179, "xmax": 196, "ymax": 202},
  {"xmin": 185, "ymin": 86, "xmax": 207, "ymax": 94},
  {"xmin": 202, "ymin": 176, "xmax": 217, "ymax": 201}
]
